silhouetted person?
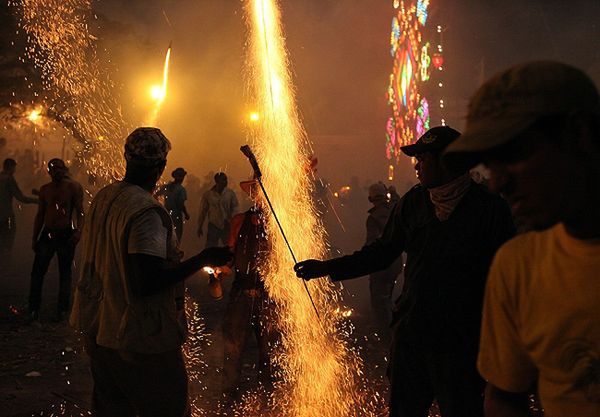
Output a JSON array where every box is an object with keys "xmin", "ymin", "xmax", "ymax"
[
  {"xmin": 0, "ymin": 158, "xmax": 38, "ymax": 258},
  {"xmin": 28, "ymin": 158, "xmax": 83, "ymax": 322},
  {"xmin": 197, "ymin": 172, "xmax": 238, "ymax": 247},
  {"xmin": 295, "ymin": 126, "xmax": 515, "ymax": 417},
  {"xmin": 70, "ymin": 127, "xmax": 231, "ymax": 417},
  {"xmin": 445, "ymin": 61, "xmax": 600, "ymax": 417},
  {"xmin": 157, "ymin": 167, "xmax": 190, "ymax": 242},
  {"xmin": 222, "ymin": 179, "xmax": 280, "ymax": 400},
  {"xmin": 365, "ymin": 182, "xmax": 402, "ymax": 342}
]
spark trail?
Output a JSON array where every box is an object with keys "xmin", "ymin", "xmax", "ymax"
[
  {"xmin": 12, "ymin": 0, "xmax": 130, "ymax": 181},
  {"xmin": 241, "ymin": 1, "xmax": 385, "ymax": 415}
]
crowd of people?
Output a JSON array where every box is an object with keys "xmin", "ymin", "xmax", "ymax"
[{"xmin": 0, "ymin": 60, "xmax": 598, "ymax": 417}]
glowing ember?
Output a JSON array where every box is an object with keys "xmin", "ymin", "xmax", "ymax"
[
  {"xmin": 242, "ymin": 0, "xmax": 384, "ymax": 415},
  {"xmin": 27, "ymin": 108, "xmax": 42, "ymax": 122}
]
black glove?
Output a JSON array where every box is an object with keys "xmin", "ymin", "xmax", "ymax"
[
  {"xmin": 294, "ymin": 259, "xmax": 330, "ymax": 280},
  {"xmin": 200, "ymin": 246, "xmax": 233, "ymax": 267}
]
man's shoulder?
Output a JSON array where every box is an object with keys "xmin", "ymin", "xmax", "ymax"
[{"xmin": 495, "ymin": 227, "xmax": 555, "ymax": 265}]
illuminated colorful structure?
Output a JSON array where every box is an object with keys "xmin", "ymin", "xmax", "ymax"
[{"xmin": 386, "ymin": 0, "xmax": 446, "ymax": 166}]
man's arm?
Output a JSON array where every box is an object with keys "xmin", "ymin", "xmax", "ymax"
[
  {"xmin": 484, "ymin": 384, "xmax": 530, "ymax": 417},
  {"xmin": 32, "ymin": 189, "xmax": 47, "ymax": 249},
  {"xmin": 128, "ymin": 247, "xmax": 232, "ymax": 296},
  {"xmin": 10, "ymin": 177, "xmax": 38, "ymax": 204},
  {"xmin": 296, "ymin": 198, "xmax": 407, "ymax": 281}
]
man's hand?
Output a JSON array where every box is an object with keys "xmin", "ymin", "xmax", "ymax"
[
  {"xmin": 70, "ymin": 230, "xmax": 82, "ymax": 245},
  {"xmin": 294, "ymin": 259, "xmax": 330, "ymax": 280},
  {"xmin": 200, "ymin": 246, "xmax": 233, "ymax": 267}
]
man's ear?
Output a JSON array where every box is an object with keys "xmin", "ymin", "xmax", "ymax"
[{"xmin": 564, "ymin": 110, "xmax": 598, "ymax": 156}]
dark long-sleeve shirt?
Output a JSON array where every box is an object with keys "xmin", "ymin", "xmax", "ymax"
[{"xmin": 326, "ymin": 182, "xmax": 515, "ymax": 345}]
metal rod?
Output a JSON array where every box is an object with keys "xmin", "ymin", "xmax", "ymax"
[{"xmin": 255, "ymin": 177, "xmax": 321, "ymax": 320}]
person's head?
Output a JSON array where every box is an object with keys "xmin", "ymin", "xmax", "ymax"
[
  {"xmin": 240, "ymin": 179, "xmax": 261, "ymax": 204},
  {"xmin": 214, "ymin": 172, "xmax": 228, "ymax": 191},
  {"xmin": 2, "ymin": 158, "xmax": 16, "ymax": 175},
  {"xmin": 444, "ymin": 61, "xmax": 600, "ymax": 232},
  {"xmin": 47, "ymin": 158, "xmax": 67, "ymax": 182},
  {"xmin": 368, "ymin": 182, "xmax": 388, "ymax": 205},
  {"xmin": 124, "ymin": 127, "xmax": 171, "ymax": 190},
  {"xmin": 171, "ymin": 167, "xmax": 187, "ymax": 184},
  {"xmin": 401, "ymin": 126, "xmax": 464, "ymax": 189}
]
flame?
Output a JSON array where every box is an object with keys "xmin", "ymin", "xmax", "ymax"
[
  {"xmin": 147, "ymin": 43, "xmax": 172, "ymax": 126},
  {"xmin": 241, "ymin": 0, "xmax": 385, "ymax": 415},
  {"xmin": 27, "ymin": 108, "xmax": 42, "ymax": 122}
]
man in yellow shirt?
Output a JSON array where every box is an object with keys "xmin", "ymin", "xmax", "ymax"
[{"xmin": 445, "ymin": 61, "xmax": 600, "ymax": 416}]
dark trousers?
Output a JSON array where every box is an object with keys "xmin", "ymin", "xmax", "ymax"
[
  {"xmin": 88, "ymin": 341, "xmax": 190, "ymax": 417},
  {"xmin": 29, "ymin": 230, "xmax": 75, "ymax": 313},
  {"xmin": 388, "ymin": 327, "xmax": 484, "ymax": 417},
  {"xmin": 222, "ymin": 289, "xmax": 279, "ymax": 395},
  {"xmin": 0, "ymin": 216, "xmax": 16, "ymax": 257},
  {"xmin": 171, "ymin": 214, "xmax": 184, "ymax": 243},
  {"xmin": 206, "ymin": 221, "xmax": 230, "ymax": 248},
  {"xmin": 369, "ymin": 268, "xmax": 398, "ymax": 340}
]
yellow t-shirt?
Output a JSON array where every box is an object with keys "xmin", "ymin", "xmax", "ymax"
[{"xmin": 478, "ymin": 223, "xmax": 600, "ymax": 417}]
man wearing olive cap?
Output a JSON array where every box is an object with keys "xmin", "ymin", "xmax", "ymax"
[
  {"xmin": 444, "ymin": 61, "xmax": 600, "ymax": 417},
  {"xmin": 295, "ymin": 126, "xmax": 515, "ymax": 417},
  {"xmin": 70, "ymin": 127, "xmax": 232, "ymax": 417}
]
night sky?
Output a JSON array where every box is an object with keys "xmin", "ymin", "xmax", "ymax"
[{"xmin": 1, "ymin": 0, "xmax": 599, "ymax": 187}]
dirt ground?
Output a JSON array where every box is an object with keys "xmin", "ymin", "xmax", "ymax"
[{"xmin": 0, "ymin": 206, "xmax": 390, "ymax": 417}]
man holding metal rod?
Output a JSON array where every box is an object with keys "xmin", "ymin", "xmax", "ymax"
[{"xmin": 295, "ymin": 126, "xmax": 515, "ymax": 417}]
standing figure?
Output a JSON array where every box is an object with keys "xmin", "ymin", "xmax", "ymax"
[
  {"xmin": 366, "ymin": 182, "xmax": 402, "ymax": 342},
  {"xmin": 222, "ymin": 179, "xmax": 280, "ymax": 400},
  {"xmin": 197, "ymin": 172, "xmax": 239, "ymax": 247},
  {"xmin": 158, "ymin": 167, "xmax": 190, "ymax": 242},
  {"xmin": 70, "ymin": 127, "xmax": 231, "ymax": 417},
  {"xmin": 295, "ymin": 126, "xmax": 515, "ymax": 417},
  {"xmin": 0, "ymin": 158, "xmax": 38, "ymax": 257},
  {"xmin": 444, "ymin": 61, "xmax": 600, "ymax": 417},
  {"xmin": 29, "ymin": 158, "xmax": 84, "ymax": 322}
]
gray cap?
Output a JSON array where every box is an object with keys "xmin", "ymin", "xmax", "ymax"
[
  {"xmin": 444, "ymin": 61, "xmax": 599, "ymax": 168},
  {"xmin": 124, "ymin": 127, "xmax": 171, "ymax": 166}
]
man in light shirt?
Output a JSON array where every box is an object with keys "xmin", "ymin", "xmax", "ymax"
[{"xmin": 197, "ymin": 172, "xmax": 238, "ymax": 248}]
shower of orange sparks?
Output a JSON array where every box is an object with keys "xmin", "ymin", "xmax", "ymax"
[
  {"xmin": 147, "ymin": 43, "xmax": 172, "ymax": 126},
  {"xmin": 240, "ymin": 0, "xmax": 385, "ymax": 416}
]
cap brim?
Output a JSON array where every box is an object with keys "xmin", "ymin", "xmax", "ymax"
[
  {"xmin": 443, "ymin": 115, "xmax": 536, "ymax": 170},
  {"xmin": 400, "ymin": 142, "xmax": 427, "ymax": 157}
]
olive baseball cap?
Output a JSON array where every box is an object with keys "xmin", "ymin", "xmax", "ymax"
[
  {"xmin": 444, "ymin": 61, "xmax": 600, "ymax": 168},
  {"xmin": 124, "ymin": 127, "xmax": 171, "ymax": 166}
]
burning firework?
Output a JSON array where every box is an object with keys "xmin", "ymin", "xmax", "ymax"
[
  {"xmin": 147, "ymin": 42, "xmax": 172, "ymax": 126},
  {"xmin": 11, "ymin": 0, "xmax": 130, "ymax": 181},
  {"xmin": 242, "ymin": 1, "xmax": 385, "ymax": 415}
]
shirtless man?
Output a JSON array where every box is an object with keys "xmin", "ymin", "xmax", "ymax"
[{"xmin": 28, "ymin": 158, "xmax": 84, "ymax": 322}]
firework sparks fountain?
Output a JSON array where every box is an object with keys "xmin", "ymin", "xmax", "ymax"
[{"xmin": 240, "ymin": 1, "xmax": 385, "ymax": 415}]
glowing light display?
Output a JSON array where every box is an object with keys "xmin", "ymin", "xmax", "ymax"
[{"xmin": 386, "ymin": 0, "xmax": 446, "ymax": 163}]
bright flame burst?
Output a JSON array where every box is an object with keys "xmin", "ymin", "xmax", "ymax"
[
  {"xmin": 147, "ymin": 44, "xmax": 171, "ymax": 126},
  {"xmin": 241, "ymin": 1, "xmax": 385, "ymax": 415},
  {"xmin": 12, "ymin": 0, "xmax": 130, "ymax": 182}
]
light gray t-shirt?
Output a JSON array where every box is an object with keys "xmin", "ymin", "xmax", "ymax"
[{"xmin": 127, "ymin": 209, "xmax": 167, "ymax": 259}]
